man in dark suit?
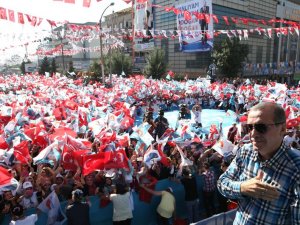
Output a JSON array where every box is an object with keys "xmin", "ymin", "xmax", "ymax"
[
  {"xmin": 66, "ymin": 189, "xmax": 90, "ymax": 225},
  {"xmin": 200, "ymin": 1, "xmax": 210, "ymax": 44}
]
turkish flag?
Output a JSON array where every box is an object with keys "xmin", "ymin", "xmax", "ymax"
[
  {"xmin": 82, "ymin": 152, "xmax": 106, "ymax": 176},
  {"xmin": 120, "ymin": 116, "xmax": 134, "ymax": 130},
  {"xmin": 116, "ymin": 133, "xmax": 130, "ymax": 148},
  {"xmin": 46, "ymin": 19, "xmax": 57, "ymax": 27},
  {"xmin": 33, "ymin": 135, "xmax": 48, "ymax": 149},
  {"xmin": 63, "ymin": 100, "xmax": 78, "ymax": 110},
  {"xmin": 24, "ymin": 126, "xmax": 42, "ymax": 140},
  {"xmin": 0, "ymin": 166, "xmax": 13, "ymax": 187},
  {"xmin": 50, "ymin": 127, "xmax": 77, "ymax": 142},
  {"xmin": 104, "ymin": 149, "xmax": 129, "ymax": 170},
  {"xmin": 0, "ymin": 116, "xmax": 11, "ymax": 126},
  {"xmin": 97, "ymin": 130, "xmax": 117, "ymax": 146},
  {"xmin": 83, "ymin": 0, "xmax": 91, "ymax": 7},
  {"xmin": 123, "ymin": 0, "xmax": 131, "ymax": 3},
  {"xmin": 183, "ymin": 11, "xmax": 191, "ymax": 21},
  {"xmin": 78, "ymin": 111, "xmax": 88, "ymax": 127},
  {"xmin": 0, "ymin": 7, "xmax": 7, "ymax": 20},
  {"xmin": 18, "ymin": 13, "xmax": 24, "ymax": 24},
  {"xmin": 61, "ymin": 145, "xmax": 77, "ymax": 171},
  {"xmin": 64, "ymin": 0, "xmax": 75, "ymax": 3},
  {"xmin": 72, "ymin": 149, "xmax": 91, "ymax": 167},
  {"xmin": 286, "ymin": 118, "xmax": 299, "ymax": 129},
  {"xmin": 53, "ymin": 107, "xmax": 66, "ymax": 120},
  {"xmin": 0, "ymin": 136, "xmax": 9, "ymax": 150},
  {"xmin": 13, "ymin": 141, "xmax": 31, "ymax": 164},
  {"xmin": 8, "ymin": 9, "xmax": 15, "ymax": 22}
]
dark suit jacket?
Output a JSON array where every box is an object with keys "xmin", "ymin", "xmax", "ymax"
[{"xmin": 66, "ymin": 202, "xmax": 90, "ymax": 225}]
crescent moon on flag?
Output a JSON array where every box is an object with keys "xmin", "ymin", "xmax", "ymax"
[
  {"xmin": 62, "ymin": 151, "xmax": 72, "ymax": 163},
  {"xmin": 83, "ymin": 158, "xmax": 93, "ymax": 171}
]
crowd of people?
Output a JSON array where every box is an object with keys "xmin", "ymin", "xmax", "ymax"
[{"xmin": 0, "ymin": 74, "xmax": 300, "ymax": 225}]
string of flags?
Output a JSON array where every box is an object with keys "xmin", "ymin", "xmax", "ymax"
[
  {"xmin": 1, "ymin": 3, "xmax": 300, "ymax": 28},
  {"xmin": 1, "ymin": 1, "xmax": 300, "ymax": 56}
]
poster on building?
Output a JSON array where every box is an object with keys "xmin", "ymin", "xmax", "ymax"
[
  {"xmin": 25, "ymin": 63, "xmax": 37, "ymax": 73},
  {"xmin": 134, "ymin": 0, "xmax": 154, "ymax": 52},
  {"xmin": 176, "ymin": 0, "xmax": 213, "ymax": 52}
]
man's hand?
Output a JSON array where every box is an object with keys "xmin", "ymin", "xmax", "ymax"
[{"xmin": 240, "ymin": 170, "xmax": 280, "ymax": 201}]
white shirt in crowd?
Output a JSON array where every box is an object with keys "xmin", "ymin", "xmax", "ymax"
[
  {"xmin": 238, "ymin": 94, "xmax": 245, "ymax": 104},
  {"xmin": 191, "ymin": 110, "xmax": 202, "ymax": 124},
  {"xmin": 9, "ymin": 214, "xmax": 38, "ymax": 225},
  {"xmin": 283, "ymin": 134, "xmax": 296, "ymax": 147},
  {"xmin": 110, "ymin": 192, "xmax": 133, "ymax": 222},
  {"xmin": 19, "ymin": 192, "xmax": 39, "ymax": 209}
]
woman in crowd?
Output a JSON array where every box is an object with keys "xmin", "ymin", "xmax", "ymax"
[
  {"xmin": 110, "ymin": 183, "xmax": 133, "ymax": 225},
  {"xmin": 140, "ymin": 184, "xmax": 176, "ymax": 225}
]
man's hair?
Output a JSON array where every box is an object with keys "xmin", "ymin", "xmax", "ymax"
[
  {"xmin": 250, "ymin": 102, "xmax": 286, "ymax": 124},
  {"xmin": 116, "ymin": 183, "xmax": 128, "ymax": 195}
]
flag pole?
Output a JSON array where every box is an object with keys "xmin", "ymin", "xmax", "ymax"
[{"xmin": 131, "ymin": 0, "xmax": 135, "ymax": 74}]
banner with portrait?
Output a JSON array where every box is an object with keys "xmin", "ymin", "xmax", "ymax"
[
  {"xmin": 176, "ymin": 0, "xmax": 214, "ymax": 52},
  {"xmin": 133, "ymin": 0, "xmax": 154, "ymax": 52}
]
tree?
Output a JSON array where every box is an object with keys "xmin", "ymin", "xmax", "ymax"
[
  {"xmin": 69, "ymin": 61, "xmax": 75, "ymax": 72},
  {"xmin": 212, "ymin": 37, "xmax": 249, "ymax": 77},
  {"xmin": 20, "ymin": 60, "xmax": 32, "ymax": 74},
  {"xmin": 110, "ymin": 50, "xmax": 131, "ymax": 76},
  {"xmin": 50, "ymin": 58, "xmax": 57, "ymax": 75},
  {"xmin": 89, "ymin": 60, "xmax": 101, "ymax": 81},
  {"xmin": 39, "ymin": 57, "xmax": 51, "ymax": 75},
  {"xmin": 144, "ymin": 48, "xmax": 167, "ymax": 79},
  {"xmin": 20, "ymin": 61, "xmax": 25, "ymax": 74}
]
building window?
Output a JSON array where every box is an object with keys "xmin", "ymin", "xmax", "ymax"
[
  {"xmin": 256, "ymin": 46, "xmax": 263, "ymax": 63},
  {"xmin": 174, "ymin": 43, "xmax": 181, "ymax": 52}
]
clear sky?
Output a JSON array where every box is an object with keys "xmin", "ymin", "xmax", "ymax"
[{"xmin": 0, "ymin": 0, "xmax": 130, "ymax": 64}]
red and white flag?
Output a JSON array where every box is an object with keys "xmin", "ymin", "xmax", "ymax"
[
  {"xmin": 64, "ymin": 0, "xmax": 76, "ymax": 3},
  {"xmin": 0, "ymin": 166, "xmax": 13, "ymax": 188},
  {"xmin": 13, "ymin": 140, "xmax": 31, "ymax": 164},
  {"xmin": 0, "ymin": 7, "xmax": 7, "ymax": 20},
  {"xmin": 8, "ymin": 9, "xmax": 15, "ymax": 22},
  {"xmin": 18, "ymin": 12, "xmax": 24, "ymax": 24},
  {"xmin": 83, "ymin": 0, "xmax": 91, "ymax": 7}
]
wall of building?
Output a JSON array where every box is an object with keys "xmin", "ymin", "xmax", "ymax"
[{"xmin": 153, "ymin": 0, "xmax": 279, "ymax": 78}]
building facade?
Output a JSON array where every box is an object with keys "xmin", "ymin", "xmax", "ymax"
[{"xmin": 56, "ymin": 0, "xmax": 300, "ymax": 81}]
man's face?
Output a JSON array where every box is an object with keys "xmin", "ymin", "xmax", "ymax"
[{"xmin": 247, "ymin": 108, "xmax": 285, "ymax": 160}]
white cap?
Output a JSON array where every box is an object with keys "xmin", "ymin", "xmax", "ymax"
[
  {"xmin": 105, "ymin": 169, "xmax": 116, "ymax": 178},
  {"xmin": 23, "ymin": 181, "xmax": 33, "ymax": 189},
  {"xmin": 56, "ymin": 173, "xmax": 64, "ymax": 179}
]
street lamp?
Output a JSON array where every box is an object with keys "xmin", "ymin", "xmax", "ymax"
[
  {"xmin": 54, "ymin": 25, "xmax": 66, "ymax": 74},
  {"xmin": 99, "ymin": 2, "xmax": 114, "ymax": 83}
]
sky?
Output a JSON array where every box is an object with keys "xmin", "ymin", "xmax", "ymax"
[{"xmin": 0, "ymin": 0, "xmax": 130, "ymax": 64}]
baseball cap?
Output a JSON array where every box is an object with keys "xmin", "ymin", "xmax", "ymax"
[
  {"xmin": 22, "ymin": 181, "xmax": 33, "ymax": 189},
  {"xmin": 56, "ymin": 173, "xmax": 64, "ymax": 179},
  {"xmin": 167, "ymin": 187, "xmax": 173, "ymax": 193}
]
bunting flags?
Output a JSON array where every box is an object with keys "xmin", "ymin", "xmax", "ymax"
[
  {"xmin": 8, "ymin": 9, "xmax": 15, "ymax": 22},
  {"xmin": 82, "ymin": 0, "xmax": 91, "ymax": 7},
  {"xmin": 0, "ymin": 7, "xmax": 7, "ymax": 20}
]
